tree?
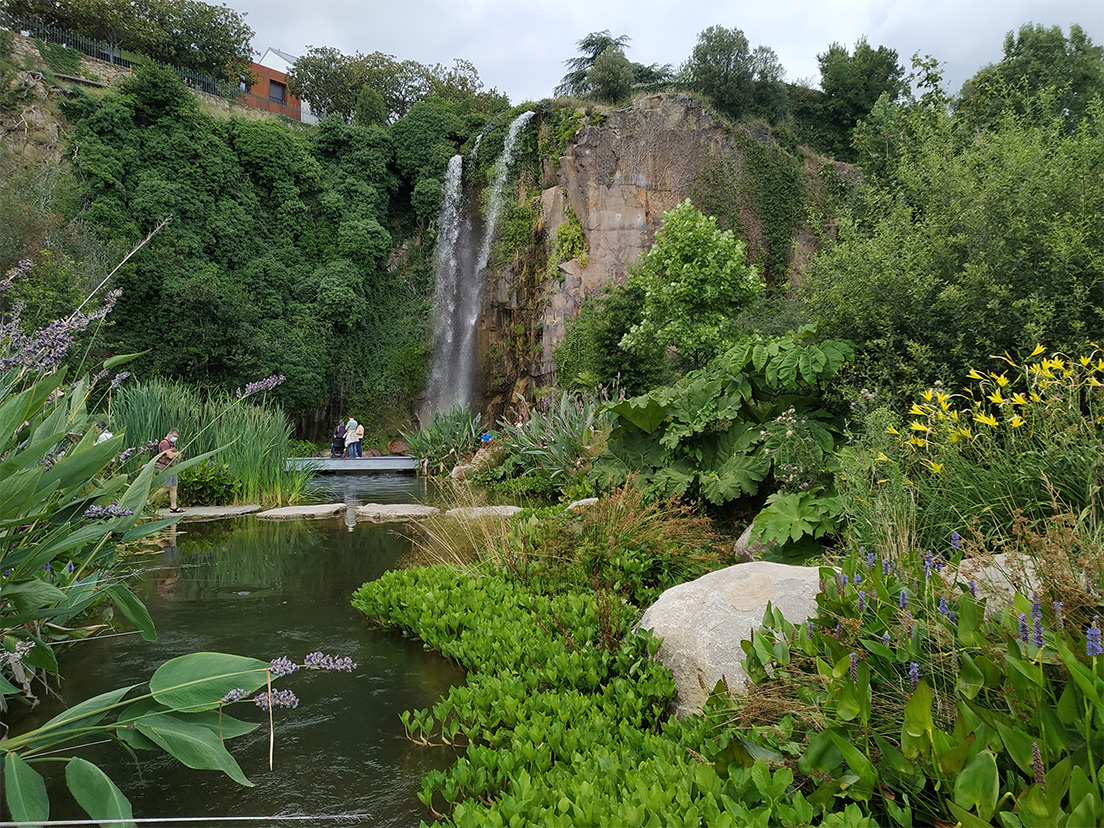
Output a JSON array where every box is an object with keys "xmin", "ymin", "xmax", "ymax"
[
  {"xmin": 286, "ymin": 46, "xmax": 363, "ymax": 123},
  {"xmin": 588, "ymin": 46, "xmax": 634, "ymax": 104},
  {"xmin": 750, "ymin": 46, "xmax": 788, "ymax": 123},
  {"xmin": 555, "ymin": 30, "xmax": 631, "ymax": 97},
  {"xmin": 817, "ymin": 37, "xmax": 906, "ymax": 159},
  {"xmin": 956, "ymin": 23, "xmax": 1104, "ymax": 133},
  {"xmin": 6, "ymin": 0, "xmax": 253, "ymax": 81},
  {"xmin": 622, "ymin": 199, "xmax": 763, "ymax": 367},
  {"xmin": 801, "ymin": 97, "xmax": 1104, "ymax": 405},
  {"xmin": 684, "ymin": 25, "xmax": 755, "ymax": 120}
]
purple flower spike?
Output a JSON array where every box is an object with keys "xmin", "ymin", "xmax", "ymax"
[
  {"xmin": 908, "ymin": 662, "xmax": 920, "ymax": 689},
  {"xmin": 1019, "ymin": 613, "xmax": 1030, "ymax": 644},
  {"xmin": 110, "ymin": 371, "xmax": 131, "ymax": 389},
  {"xmin": 253, "ymin": 689, "xmax": 299, "ymax": 710},
  {"xmin": 849, "ymin": 652, "xmax": 858, "ymax": 682},
  {"xmin": 881, "ymin": 631, "xmax": 891, "ymax": 647},
  {"xmin": 899, "ymin": 589, "xmax": 908, "ymax": 609},
  {"xmin": 82, "ymin": 501, "xmax": 135, "ymax": 520},
  {"xmin": 806, "ymin": 620, "xmax": 815, "ymax": 638},
  {"xmin": 1087, "ymin": 620, "xmax": 1103, "ymax": 658},
  {"xmin": 236, "ymin": 374, "xmax": 287, "ymax": 399},
  {"xmin": 1032, "ymin": 742, "xmax": 1045, "ymax": 787},
  {"xmin": 1033, "ymin": 619, "xmax": 1044, "ymax": 649},
  {"xmin": 268, "ymin": 656, "xmax": 299, "ymax": 677},
  {"xmin": 857, "ymin": 590, "xmax": 867, "ymax": 612},
  {"xmin": 951, "ymin": 531, "xmax": 962, "ymax": 550},
  {"xmin": 221, "ymin": 688, "xmax": 247, "ymax": 704},
  {"xmin": 939, "ymin": 596, "xmax": 950, "ymax": 617},
  {"xmin": 968, "ymin": 580, "xmax": 977, "ymax": 598},
  {"xmin": 304, "ymin": 652, "xmax": 357, "ymax": 672}
]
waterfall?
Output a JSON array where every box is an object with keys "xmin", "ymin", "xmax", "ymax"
[{"xmin": 421, "ymin": 111, "xmax": 535, "ymax": 421}]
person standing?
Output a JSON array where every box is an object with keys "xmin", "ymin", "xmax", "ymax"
[
  {"xmin": 345, "ymin": 415, "xmax": 360, "ymax": 458},
  {"xmin": 158, "ymin": 429, "xmax": 183, "ymax": 513},
  {"xmin": 355, "ymin": 422, "xmax": 365, "ymax": 458}
]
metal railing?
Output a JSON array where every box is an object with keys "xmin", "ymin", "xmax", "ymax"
[{"xmin": 1, "ymin": 10, "xmax": 301, "ymax": 119}]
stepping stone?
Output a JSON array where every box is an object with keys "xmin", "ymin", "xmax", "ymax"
[
  {"xmin": 156, "ymin": 505, "xmax": 263, "ymax": 522},
  {"xmin": 355, "ymin": 503, "xmax": 440, "ymax": 523},
  {"xmin": 256, "ymin": 504, "xmax": 344, "ymax": 521},
  {"xmin": 445, "ymin": 505, "xmax": 524, "ymax": 519}
]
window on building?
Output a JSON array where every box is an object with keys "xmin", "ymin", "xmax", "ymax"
[{"xmin": 269, "ymin": 81, "xmax": 286, "ymax": 104}]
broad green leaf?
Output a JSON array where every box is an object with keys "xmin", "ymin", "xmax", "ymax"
[
  {"xmin": 65, "ymin": 758, "xmax": 135, "ymax": 828},
  {"xmin": 149, "ymin": 652, "xmax": 268, "ymax": 712},
  {"xmin": 101, "ymin": 351, "xmax": 147, "ymax": 371},
  {"xmin": 607, "ymin": 396, "xmax": 669, "ymax": 434},
  {"xmin": 947, "ymin": 800, "xmax": 997, "ymax": 828},
  {"xmin": 957, "ymin": 652, "xmax": 986, "ymax": 699},
  {"xmin": 105, "ymin": 584, "xmax": 156, "ymax": 641},
  {"xmin": 1, "ymin": 579, "xmax": 68, "ymax": 613},
  {"xmin": 31, "ymin": 685, "xmax": 140, "ymax": 745},
  {"xmin": 798, "ymin": 728, "xmax": 843, "ymax": 775},
  {"xmin": 134, "ymin": 714, "xmax": 253, "ymax": 786},
  {"xmin": 4, "ymin": 752, "xmax": 49, "ymax": 824},
  {"xmin": 903, "ymin": 680, "xmax": 934, "ymax": 738}
]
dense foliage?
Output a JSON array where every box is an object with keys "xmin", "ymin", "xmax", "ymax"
[{"xmin": 5, "ymin": 0, "xmax": 254, "ymax": 82}]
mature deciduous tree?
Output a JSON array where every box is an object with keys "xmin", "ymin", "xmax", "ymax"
[
  {"xmin": 622, "ymin": 199, "xmax": 763, "ymax": 368},
  {"xmin": 956, "ymin": 23, "xmax": 1104, "ymax": 133},
  {"xmin": 685, "ymin": 25, "xmax": 755, "ymax": 119},
  {"xmin": 588, "ymin": 46, "xmax": 634, "ymax": 104},
  {"xmin": 817, "ymin": 37, "xmax": 906, "ymax": 159}
]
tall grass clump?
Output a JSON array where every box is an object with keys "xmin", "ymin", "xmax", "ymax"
[
  {"xmin": 402, "ymin": 405, "xmax": 484, "ymax": 476},
  {"xmin": 111, "ymin": 378, "xmax": 313, "ymax": 506}
]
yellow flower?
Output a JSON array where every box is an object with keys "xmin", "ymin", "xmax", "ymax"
[
  {"xmin": 909, "ymin": 421, "xmax": 930, "ymax": 432},
  {"xmin": 1030, "ymin": 391, "xmax": 1044, "ymax": 403},
  {"xmin": 1080, "ymin": 355, "xmax": 1092, "ymax": 367},
  {"xmin": 992, "ymin": 372, "xmax": 1011, "ymax": 387},
  {"xmin": 967, "ymin": 368, "xmax": 984, "ymax": 380},
  {"xmin": 909, "ymin": 403, "xmax": 929, "ymax": 417},
  {"xmin": 1010, "ymin": 416, "xmax": 1026, "ymax": 428},
  {"xmin": 876, "ymin": 452, "xmax": 893, "ymax": 462},
  {"xmin": 1010, "ymin": 393, "xmax": 1028, "ymax": 406},
  {"xmin": 957, "ymin": 428, "xmax": 974, "ymax": 440},
  {"xmin": 1029, "ymin": 344, "xmax": 1046, "ymax": 358},
  {"xmin": 922, "ymin": 459, "xmax": 944, "ymax": 474},
  {"xmin": 1095, "ymin": 359, "xmax": 1104, "ymax": 372},
  {"xmin": 921, "ymin": 389, "xmax": 934, "ymax": 402},
  {"xmin": 885, "ymin": 426, "xmax": 900, "ymax": 435},
  {"xmin": 936, "ymin": 391, "xmax": 951, "ymax": 410},
  {"xmin": 986, "ymin": 389, "xmax": 1005, "ymax": 405},
  {"xmin": 1089, "ymin": 377, "xmax": 1102, "ymax": 387},
  {"xmin": 908, "ymin": 437, "xmax": 928, "ymax": 448},
  {"xmin": 974, "ymin": 412, "xmax": 998, "ymax": 427}
]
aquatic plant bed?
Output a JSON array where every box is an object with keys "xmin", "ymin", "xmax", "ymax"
[{"xmin": 352, "ymin": 566, "xmax": 816, "ymax": 826}]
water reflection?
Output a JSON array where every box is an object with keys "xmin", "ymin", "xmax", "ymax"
[{"xmin": 31, "ymin": 475, "xmax": 465, "ymax": 828}]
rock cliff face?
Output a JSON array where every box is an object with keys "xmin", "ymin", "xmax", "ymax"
[{"xmin": 481, "ymin": 93, "xmax": 809, "ymax": 401}]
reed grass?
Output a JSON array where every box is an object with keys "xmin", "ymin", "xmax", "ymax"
[{"xmin": 110, "ymin": 379, "xmax": 313, "ymax": 507}]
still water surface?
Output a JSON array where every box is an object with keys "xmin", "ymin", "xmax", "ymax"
[{"xmin": 36, "ymin": 475, "xmax": 465, "ymax": 827}]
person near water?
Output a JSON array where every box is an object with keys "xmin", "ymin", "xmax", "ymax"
[
  {"xmin": 158, "ymin": 429, "xmax": 183, "ymax": 512},
  {"xmin": 332, "ymin": 421, "xmax": 346, "ymax": 457},
  {"xmin": 355, "ymin": 422, "xmax": 365, "ymax": 458},
  {"xmin": 345, "ymin": 415, "xmax": 360, "ymax": 458}
]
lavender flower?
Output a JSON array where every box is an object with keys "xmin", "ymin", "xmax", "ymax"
[
  {"xmin": 110, "ymin": 371, "xmax": 131, "ymax": 389},
  {"xmin": 1019, "ymin": 613, "xmax": 1030, "ymax": 644},
  {"xmin": 865, "ymin": 550, "xmax": 875, "ymax": 568},
  {"xmin": 1033, "ymin": 619, "xmax": 1044, "ymax": 649},
  {"xmin": 849, "ymin": 652, "xmax": 858, "ymax": 682},
  {"xmin": 853, "ymin": 572, "xmax": 862, "ymax": 586},
  {"xmin": 1087, "ymin": 619, "xmax": 1103, "ymax": 658},
  {"xmin": 923, "ymin": 550, "xmax": 934, "ymax": 578},
  {"xmin": 0, "ymin": 288, "xmax": 121, "ymax": 373},
  {"xmin": 253, "ymin": 689, "xmax": 299, "ymax": 710},
  {"xmin": 939, "ymin": 596, "xmax": 950, "ymax": 617},
  {"xmin": 268, "ymin": 656, "xmax": 299, "ymax": 677},
  {"xmin": 304, "ymin": 652, "xmax": 357, "ymax": 672},
  {"xmin": 82, "ymin": 501, "xmax": 135, "ymax": 520},
  {"xmin": 1032, "ymin": 742, "xmax": 1045, "ymax": 787},
  {"xmin": 882, "ymin": 559, "xmax": 893, "ymax": 576},
  {"xmin": 857, "ymin": 590, "xmax": 867, "ymax": 612},
  {"xmin": 882, "ymin": 631, "xmax": 891, "ymax": 647},
  {"xmin": 899, "ymin": 589, "xmax": 908, "ymax": 610},
  {"xmin": 841, "ymin": 573, "xmax": 849, "ymax": 588},
  {"xmin": 221, "ymin": 688, "xmax": 247, "ymax": 704},
  {"xmin": 118, "ymin": 447, "xmax": 136, "ymax": 463},
  {"xmin": 1031, "ymin": 593, "xmax": 1042, "ymax": 626},
  {"xmin": 904, "ymin": 611, "xmax": 914, "ymax": 637},
  {"xmin": 806, "ymin": 620, "xmax": 815, "ymax": 638},
  {"xmin": 951, "ymin": 531, "xmax": 962, "ymax": 550},
  {"xmin": 235, "ymin": 374, "xmax": 287, "ymax": 399},
  {"xmin": 909, "ymin": 662, "xmax": 920, "ymax": 689},
  {"xmin": 968, "ymin": 580, "xmax": 977, "ymax": 598}
]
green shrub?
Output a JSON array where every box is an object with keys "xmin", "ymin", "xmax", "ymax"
[{"xmin": 179, "ymin": 458, "xmax": 238, "ymax": 506}]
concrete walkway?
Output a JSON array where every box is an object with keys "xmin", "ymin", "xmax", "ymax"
[{"xmin": 286, "ymin": 456, "xmax": 417, "ymax": 473}]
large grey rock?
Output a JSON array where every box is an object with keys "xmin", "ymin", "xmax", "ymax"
[
  {"xmin": 567, "ymin": 497, "xmax": 599, "ymax": 511},
  {"xmin": 955, "ymin": 553, "xmax": 1041, "ymax": 609},
  {"xmin": 355, "ymin": 503, "xmax": 440, "ymax": 523},
  {"xmin": 445, "ymin": 505, "xmax": 523, "ymax": 520},
  {"xmin": 636, "ymin": 562, "xmax": 823, "ymax": 717},
  {"xmin": 256, "ymin": 504, "xmax": 344, "ymax": 521}
]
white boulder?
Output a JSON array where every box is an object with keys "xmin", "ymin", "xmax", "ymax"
[{"xmin": 636, "ymin": 561, "xmax": 823, "ymax": 717}]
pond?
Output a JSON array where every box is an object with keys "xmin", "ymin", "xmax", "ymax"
[{"xmin": 31, "ymin": 475, "xmax": 467, "ymax": 827}]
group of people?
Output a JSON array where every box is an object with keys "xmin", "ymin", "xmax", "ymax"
[{"xmin": 331, "ymin": 415, "xmax": 366, "ymax": 458}]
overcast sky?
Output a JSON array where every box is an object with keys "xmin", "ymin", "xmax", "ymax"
[{"xmin": 226, "ymin": 0, "xmax": 1103, "ymax": 102}]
